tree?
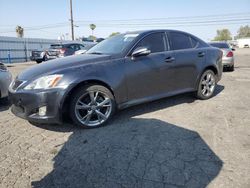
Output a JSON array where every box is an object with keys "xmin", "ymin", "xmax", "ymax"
[
  {"xmin": 236, "ymin": 25, "xmax": 250, "ymax": 39},
  {"xmin": 89, "ymin": 24, "xmax": 96, "ymax": 36},
  {"xmin": 16, "ymin": 25, "xmax": 24, "ymax": 38},
  {"xmin": 109, "ymin": 32, "xmax": 120, "ymax": 37},
  {"xmin": 213, "ymin": 29, "xmax": 232, "ymax": 41},
  {"xmin": 88, "ymin": 35, "xmax": 96, "ymax": 41}
]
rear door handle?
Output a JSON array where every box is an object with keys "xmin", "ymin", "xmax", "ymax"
[
  {"xmin": 198, "ymin": 52, "xmax": 205, "ymax": 57},
  {"xmin": 165, "ymin": 57, "xmax": 175, "ymax": 63}
]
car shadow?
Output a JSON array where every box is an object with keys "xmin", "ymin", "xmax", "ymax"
[
  {"xmin": 30, "ymin": 87, "xmax": 224, "ymax": 188},
  {"xmin": 0, "ymin": 98, "xmax": 11, "ymax": 112},
  {"xmin": 31, "ymin": 118, "xmax": 223, "ymax": 188}
]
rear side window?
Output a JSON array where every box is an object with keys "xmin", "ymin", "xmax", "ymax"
[
  {"xmin": 169, "ymin": 32, "xmax": 192, "ymax": 50},
  {"xmin": 68, "ymin": 44, "xmax": 80, "ymax": 51},
  {"xmin": 135, "ymin": 33, "xmax": 166, "ymax": 53},
  {"xmin": 50, "ymin": 44, "xmax": 63, "ymax": 49},
  {"xmin": 79, "ymin": 44, "xmax": 85, "ymax": 50}
]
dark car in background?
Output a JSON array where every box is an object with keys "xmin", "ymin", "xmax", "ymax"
[
  {"xmin": 209, "ymin": 42, "xmax": 235, "ymax": 71},
  {"xmin": 9, "ymin": 30, "xmax": 222, "ymax": 128},
  {"xmin": 30, "ymin": 42, "xmax": 94, "ymax": 63}
]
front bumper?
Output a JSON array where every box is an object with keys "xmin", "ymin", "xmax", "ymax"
[
  {"xmin": 9, "ymin": 88, "xmax": 67, "ymax": 124},
  {"xmin": 30, "ymin": 56, "xmax": 43, "ymax": 61},
  {"xmin": 0, "ymin": 71, "xmax": 12, "ymax": 98}
]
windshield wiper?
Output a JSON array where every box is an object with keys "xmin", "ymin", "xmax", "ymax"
[{"xmin": 88, "ymin": 51, "xmax": 103, "ymax": 55}]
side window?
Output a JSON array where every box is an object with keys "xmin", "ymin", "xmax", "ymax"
[
  {"xmin": 74, "ymin": 44, "xmax": 80, "ymax": 51},
  {"xmin": 170, "ymin": 32, "xmax": 192, "ymax": 50},
  {"xmin": 69, "ymin": 44, "xmax": 80, "ymax": 51},
  {"xmin": 190, "ymin": 37, "xmax": 199, "ymax": 48},
  {"xmin": 135, "ymin": 33, "xmax": 166, "ymax": 53},
  {"xmin": 79, "ymin": 44, "xmax": 85, "ymax": 50},
  {"xmin": 68, "ymin": 44, "xmax": 75, "ymax": 50}
]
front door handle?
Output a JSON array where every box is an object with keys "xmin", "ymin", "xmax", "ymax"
[
  {"xmin": 198, "ymin": 52, "xmax": 205, "ymax": 57},
  {"xmin": 165, "ymin": 57, "xmax": 175, "ymax": 63}
]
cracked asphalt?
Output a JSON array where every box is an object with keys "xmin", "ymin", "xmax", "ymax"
[{"xmin": 0, "ymin": 49, "xmax": 250, "ymax": 188}]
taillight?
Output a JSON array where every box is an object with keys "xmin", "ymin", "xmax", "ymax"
[
  {"xmin": 59, "ymin": 48, "xmax": 66, "ymax": 54},
  {"xmin": 226, "ymin": 51, "xmax": 233, "ymax": 57}
]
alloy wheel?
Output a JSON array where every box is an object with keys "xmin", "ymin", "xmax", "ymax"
[
  {"xmin": 200, "ymin": 72, "xmax": 216, "ymax": 97},
  {"xmin": 74, "ymin": 91, "xmax": 112, "ymax": 127}
]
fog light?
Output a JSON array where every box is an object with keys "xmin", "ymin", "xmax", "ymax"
[{"xmin": 39, "ymin": 106, "xmax": 47, "ymax": 116}]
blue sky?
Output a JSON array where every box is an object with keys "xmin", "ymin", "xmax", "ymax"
[{"xmin": 0, "ymin": 0, "xmax": 250, "ymax": 41}]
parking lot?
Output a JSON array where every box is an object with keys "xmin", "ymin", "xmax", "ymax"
[{"xmin": 0, "ymin": 49, "xmax": 249, "ymax": 188}]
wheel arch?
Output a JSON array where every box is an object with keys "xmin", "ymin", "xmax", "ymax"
[
  {"xmin": 60, "ymin": 79, "xmax": 115, "ymax": 121},
  {"xmin": 195, "ymin": 65, "xmax": 218, "ymax": 90}
]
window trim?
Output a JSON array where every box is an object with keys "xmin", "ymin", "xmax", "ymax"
[
  {"xmin": 126, "ymin": 31, "xmax": 168, "ymax": 57},
  {"xmin": 190, "ymin": 37, "xmax": 199, "ymax": 49}
]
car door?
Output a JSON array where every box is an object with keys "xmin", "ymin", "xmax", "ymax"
[
  {"xmin": 168, "ymin": 32, "xmax": 206, "ymax": 91},
  {"xmin": 124, "ymin": 32, "xmax": 176, "ymax": 102}
]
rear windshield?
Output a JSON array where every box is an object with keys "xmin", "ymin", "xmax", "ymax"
[
  {"xmin": 209, "ymin": 43, "xmax": 229, "ymax": 49},
  {"xmin": 50, "ymin": 44, "xmax": 63, "ymax": 49}
]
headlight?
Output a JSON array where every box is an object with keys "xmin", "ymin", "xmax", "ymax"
[
  {"xmin": 24, "ymin": 74, "xmax": 63, "ymax": 90},
  {"xmin": 40, "ymin": 52, "xmax": 45, "ymax": 57},
  {"xmin": 0, "ymin": 63, "xmax": 7, "ymax": 71}
]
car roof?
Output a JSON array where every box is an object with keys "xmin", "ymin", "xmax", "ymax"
[
  {"xmin": 51, "ymin": 41, "xmax": 84, "ymax": 45},
  {"xmin": 125, "ymin": 29, "xmax": 194, "ymax": 35}
]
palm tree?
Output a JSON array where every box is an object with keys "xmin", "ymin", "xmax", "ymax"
[
  {"xmin": 89, "ymin": 24, "xmax": 96, "ymax": 36},
  {"xmin": 16, "ymin": 25, "xmax": 24, "ymax": 38}
]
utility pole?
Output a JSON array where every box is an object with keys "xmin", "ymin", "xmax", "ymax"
[{"xmin": 70, "ymin": 0, "xmax": 74, "ymax": 40}]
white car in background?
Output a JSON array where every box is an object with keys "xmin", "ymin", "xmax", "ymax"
[
  {"xmin": 0, "ymin": 63, "xmax": 12, "ymax": 99},
  {"xmin": 209, "ymin": 42, "xmax": 235, "ymax": 71}
]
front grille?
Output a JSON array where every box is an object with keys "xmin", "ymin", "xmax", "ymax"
[{"xmin": 12, "ymin": 79, "xmax": 25, "ymax": 90}]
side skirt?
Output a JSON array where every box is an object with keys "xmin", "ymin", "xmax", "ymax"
[{"xmin": 117, "ymin": 88, "xmax": 195, "ymax": 110}]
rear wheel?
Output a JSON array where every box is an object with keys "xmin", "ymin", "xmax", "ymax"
[
  {"xmin": 70, "ymin": 85, "xmax": 116, "ymax": 128},
  {"xmin": 196, "ymin": 70, "xmax": 216, "ymax": 100}
]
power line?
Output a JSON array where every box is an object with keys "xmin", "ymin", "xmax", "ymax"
[
  {"xmin": 0, "ymin": 12, "xmax": 249, "ymax": 34},
  {"xmin": 75, "ymin": 12, "xmax": 250, "ymax": 23}
]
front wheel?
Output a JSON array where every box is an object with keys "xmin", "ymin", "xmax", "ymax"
[
  {"xmin": 70, "ymin": 85, "xmax": 116, "ymax": 128},
  {"xmin": 196, "ymin": 70, "xmax": 216, "ymax": 100}
]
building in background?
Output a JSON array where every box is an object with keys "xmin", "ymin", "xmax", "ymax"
[{"xmin": 237, "ymin": 38, "xmax": 250, "ymax": 48}]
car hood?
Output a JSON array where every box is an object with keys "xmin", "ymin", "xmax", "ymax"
[{"xmin": 17, "ymin": 54, "xmax": 111, "ymax": 80}]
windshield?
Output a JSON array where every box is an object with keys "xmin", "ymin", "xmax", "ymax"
[
  {"xmin": 86, "ymin": 34, "xmax": 139, "ymax": 55},
  {"xmin": 210, "ymin": 43, "xmax": 229, "ymax": 49}
]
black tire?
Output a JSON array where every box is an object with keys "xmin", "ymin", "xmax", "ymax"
[
  {"xmin": 196, "ymin": 70, "xmax": 217, "ymax": 100},
  {"xmin": 43, "ymin": 55, "xmax": 48, "ymax": 62},
  {"xmin": 69, "ymin": 85, "xmax": 116, "ymax": 128},
  {"xmin": 229, "ymin": 65, "xmax": 234, "ymax": 72},
  {"xmin": 36, "ymin": 60, "xmax": 42, "ymax": 64}
]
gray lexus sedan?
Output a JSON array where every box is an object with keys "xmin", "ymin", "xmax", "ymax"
[
  {"xmin": 9, "ymin": 30, "xmax": 223, "ymax": 128},
  {"xmin": 0, "ymin": 63, "xmax": 12, "ymax": 99}
]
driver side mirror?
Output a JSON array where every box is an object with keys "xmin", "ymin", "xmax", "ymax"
[{"xmin": 131, "ymin": 47, "xmax": 151, "ymax": 58}]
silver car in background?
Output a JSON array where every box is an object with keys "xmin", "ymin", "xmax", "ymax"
[
  {"xmin": 0, "ymin": 63, "xmax": 12, "ymax": 99},
  {"xmin": 209, "ymin": 42, "xmax": 235, "ymax": 71}
]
